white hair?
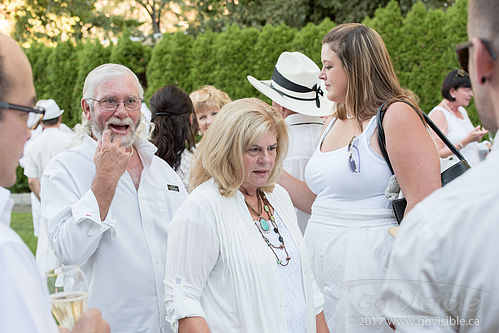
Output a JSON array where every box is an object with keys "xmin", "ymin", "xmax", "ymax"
[
  {"xmin": 82, "ymin": 63, "xmax": 144, "ymax": 101},
  {"xmin": 75, "ymin": 63, "xmax": 149, "ymax": 142}
]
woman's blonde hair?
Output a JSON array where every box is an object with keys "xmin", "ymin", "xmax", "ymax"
[
  {"xmin": 190, "ymin": 85, "xmax": 232, "ymax": 113},
  {"xmin": 190, "ymin": 98, "xmax": 288, "ymax": 197},
  {"xmin": 323, "ymin": 23, "xmax": 406, "ymax": 129}
]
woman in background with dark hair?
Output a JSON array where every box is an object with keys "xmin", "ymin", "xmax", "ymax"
[
  {"xmin": 429, "ymin": 69, "xmax": 489, "ymax": 166},
  {"xmin": 150, "ymin": 84, "xmax": 197, "ymax": 188}
]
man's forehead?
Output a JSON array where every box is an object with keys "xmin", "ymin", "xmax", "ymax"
[{"xmin": 94, "ymin": 76, "xmax": 140, "ymax": 98}]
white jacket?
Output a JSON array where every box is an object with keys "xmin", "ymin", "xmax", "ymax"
[{"xmin": 165, "ymin": 179, "xmax": 324, "ymax": 332}]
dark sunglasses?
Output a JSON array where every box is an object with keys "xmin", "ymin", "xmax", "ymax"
[
  {"xmin": 456, "ymin": 38, "xmax": 497, "ymax": 74},
  {"xmin": 0, "ymin": 101, "xmax": 46, "ymax": 130}
]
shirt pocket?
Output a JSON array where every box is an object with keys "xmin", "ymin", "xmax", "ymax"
[{"xmin": 155, "ymin": 188, "xmax": 186, "ymax": 223}]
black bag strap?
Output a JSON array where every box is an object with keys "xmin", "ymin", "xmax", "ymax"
[{"xmin": 376, "ymin": 99, "xmax": 470, "ymax": 175}]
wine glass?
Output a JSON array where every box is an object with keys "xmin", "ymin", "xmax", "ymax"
[{"xmin": 46, "ymin": 265, "xmax": 89, "ymax": 330}]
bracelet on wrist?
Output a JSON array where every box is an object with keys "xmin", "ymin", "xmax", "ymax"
[{"xmin": 457, "ymin": 142, "xmax": 464, "ymax": 149}]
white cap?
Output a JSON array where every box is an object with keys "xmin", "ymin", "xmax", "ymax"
[{"xmin": 36, "ymin": 99, "xmax": 64, "ymax": 120}]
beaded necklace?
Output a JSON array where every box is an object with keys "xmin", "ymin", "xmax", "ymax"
[{"xmin": 244, "ymin": 189, "xmax": 291, "ymax": 266}]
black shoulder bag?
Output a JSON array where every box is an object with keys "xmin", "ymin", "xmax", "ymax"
[{"xmin": 377, "ymin": 99, "xmax": 471, "ymax": 223}]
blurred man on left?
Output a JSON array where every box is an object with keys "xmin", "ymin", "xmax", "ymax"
[{"xmin": 0, "ymin": 34, "xmax": 109, "ymax": 333}]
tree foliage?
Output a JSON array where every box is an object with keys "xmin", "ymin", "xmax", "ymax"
[
  {"xmin": 44, "ymin": 40, "xmax": 80, "ymax": 126},
  {"xmin": 110, "ymin": 29, "xmax": 152, "ymax": 90},
  {"xmin": 7, "ymin": 0, "xmax": 142, "ymax": 44},
  {"xmin": 14, "ymin": 0, "xmax": 474, "ymax": 193},
  {"xmin": 188, "ymin": 30, "xmax": 219, "ymax": 91},
  {"xmin": 145, "ymin": 32, "xmax": 194, "ymax": 101},
  {"xmin": 184, "ymin": 0, "xmax": 309, "ymax": 34},
  {"xmin": 184, "ymin": 0, "xmax": 455, "ymax": 34},
  {"xmin": 363, "ymin": 0, "xmax": 404, "ymax": 73},
  {"xmin": 289, "ymin": 19, "xmax": 335, "ymax": 66},
  {"xmin": 24, "ymin": 42, "xmax": 54, "ymax": 99},
  {"xmin": 133, "ymin": 0, "xmax": 182, "ymax": 35},
  {"xmin": 212, "ymin": 25, "xmax": 259, "ymax": 100},
  {"xmin": 249, "ymin": 24, "xmax": 298, "ymax": 102},
  {"xmin": 72, "ymin": 40, "xmax": 112, "ymax": 119}
]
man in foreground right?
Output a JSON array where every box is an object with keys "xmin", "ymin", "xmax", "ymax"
[{"xmin": 382, "ymin": 0, "xmax": 499, "ymax": 331}]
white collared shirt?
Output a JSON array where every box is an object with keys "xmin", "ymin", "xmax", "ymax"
[
  {"xmin": 41, "ymin": 135, "xmax": 188, "ymax": 333},
  {"xmin": 382, "ymin": 143, "xmax": 499, "ymax": 332},
  {"xmin": 23, "ymin": 127, "xmax": 75, "ymax": 179},
  {"xmin": 0, "ymin": 187, "xmax": 58, "ymax": 333},
  {"xmin": 23, "ymin": 126, "xmax": 76, "ymax": 273},
  {"xmin": 284, "ymin": 114, "xmax": 323, "ymax": 233}
]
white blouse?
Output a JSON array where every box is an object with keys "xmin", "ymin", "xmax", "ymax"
[{"xmin": 165, "ymin": 179, "xmax": 324, "ymax": 333}]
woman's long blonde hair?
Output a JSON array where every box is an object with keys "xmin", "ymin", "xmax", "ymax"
[
  {"xmin": 323, "ymin": 23, "xmax": 406, "ymax": 129},
  {"xmin": 189, "ymin": 98, "xmax": 288, "ymax": 197}
]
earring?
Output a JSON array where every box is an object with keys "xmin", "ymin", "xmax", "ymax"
[{"xmin": 481, "ymin": 77, "xmax": 487, "ymax": 84}]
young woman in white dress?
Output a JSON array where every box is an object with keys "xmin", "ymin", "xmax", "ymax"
[{"xmin": 280, "ymin": 23, "xmax": 442, "ymax": 332}]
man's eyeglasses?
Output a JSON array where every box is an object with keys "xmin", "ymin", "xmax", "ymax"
[
  {"xmin": 89, "ymin": 97, "xmax": 143, "ymax": 111},
  {"xmin": 348, "ymin": 136, "xmax": 360, "ymax": 173},
  {"xmin": 456, "ymin": 38, "xmax": 497, "ymax": 74},
  {"xmin": 0, "ymin": 101, "xmax": 45, "ymax": 130}
]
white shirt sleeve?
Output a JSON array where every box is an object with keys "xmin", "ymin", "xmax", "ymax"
[
  {"xmin": 165, "ymin": 199, "xmax": 220, "ymax": 331},
  {"xmin": 23, "ymin": 145, "xmax": 39, "ymax": 178},
  {"xmin": 41, "ymin": 160, "xmax": 115, "ymax": 267},
  {"xmin": 0, "ymin": 233, "xmax": 58, "ymax": 333}
]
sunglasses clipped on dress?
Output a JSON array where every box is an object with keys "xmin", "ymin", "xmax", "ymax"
[{"xmin": 348, "ymin": 136, "xmax": 360, "ymax": 173}]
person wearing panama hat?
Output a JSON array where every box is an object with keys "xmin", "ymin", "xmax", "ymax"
[
  {"xmin": 248, "ymin": 51, "xmax": 335, "ymax": 234},
  {"xmin": 23, "ymin": 98, "xmax": 76, "ymax": 274}
]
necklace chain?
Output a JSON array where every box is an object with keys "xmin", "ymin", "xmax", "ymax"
[
  {"xmin": 245, "ymin": 191, "xmax": 263, "ymax": 216},
  {"xmin": 443, "ymin": 100, "xmax": 459, "ymax": 114},
  {"xmin": 244, "ymin": 190, "xmax": 291, "ymax": 266}
]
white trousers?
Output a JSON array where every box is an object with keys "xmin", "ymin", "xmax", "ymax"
[{"xmin": 305, "ymin": 203, "xmax": 397, "ymax": 333}]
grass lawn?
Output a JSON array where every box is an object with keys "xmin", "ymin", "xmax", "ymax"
[{"xmin": 11, "ymin": 212, "xmax": 37, "ymax": 255}]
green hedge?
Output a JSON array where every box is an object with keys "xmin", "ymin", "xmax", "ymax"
[
  {"xmin": 146, "ymin": 31, "xmax": 193, "ymax": 101},
  {"xmin": 15, "ymin": 0, "xmax": 471, "ymax": 192}
]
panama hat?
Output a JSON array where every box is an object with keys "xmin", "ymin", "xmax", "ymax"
[
  {"xmin": 247, "ymin": 51, "xmax": 335, "ymax": 117},
  {"xmin": 36, "ymin": 99, "xmax": 64, "ymax": 120}
]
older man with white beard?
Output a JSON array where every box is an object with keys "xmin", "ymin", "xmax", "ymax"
[{"xmin": 40, "ymin": 63, "xmax": 188, "ymax": 333}]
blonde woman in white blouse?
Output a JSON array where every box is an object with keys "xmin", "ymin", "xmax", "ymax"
[{"xmin": 165, "ymin": 98, "xmax": 328, "ymax": 333}]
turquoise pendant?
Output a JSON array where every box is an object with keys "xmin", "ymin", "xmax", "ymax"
[{"xmin": 259, "ymin": 218, "xmax": 270, "ymax": 232}]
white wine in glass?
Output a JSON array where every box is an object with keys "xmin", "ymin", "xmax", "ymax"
[{"xmin": 46, "ymin": 265, "xmax": 89, "ymax": 330}]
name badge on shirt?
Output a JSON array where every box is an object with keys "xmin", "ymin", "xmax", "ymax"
[{"xmin": 167, "ymin": 184, "xmax": 180, "ymax": 192}]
